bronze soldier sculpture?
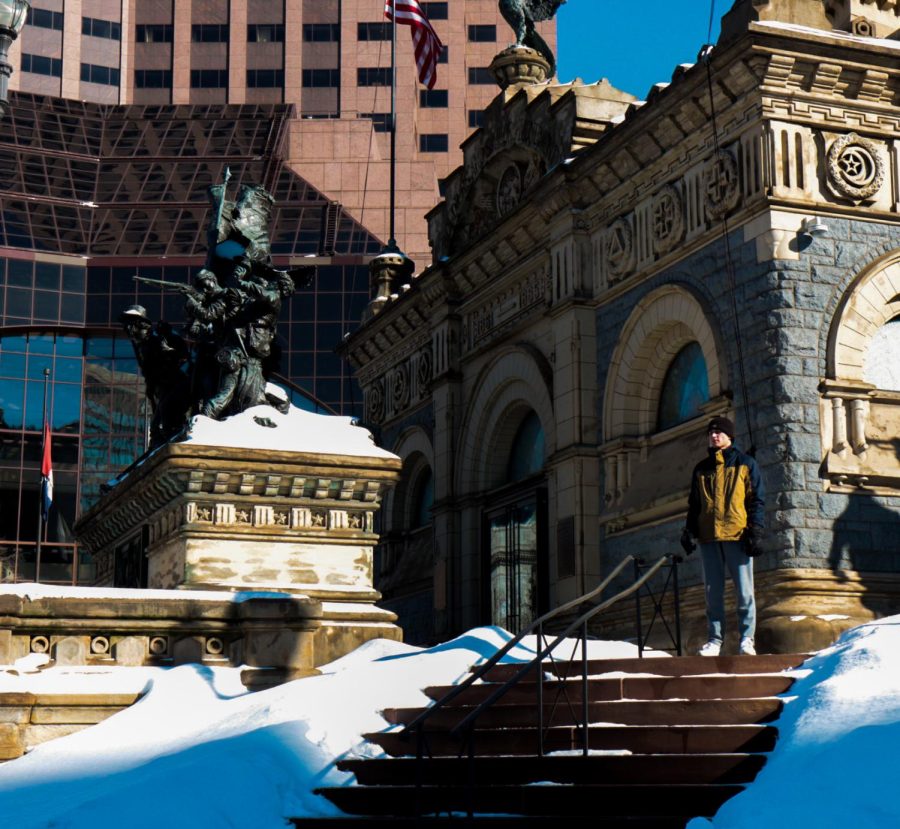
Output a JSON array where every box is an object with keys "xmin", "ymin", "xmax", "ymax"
[{"xmin": 128, "ymin": 170, "xmax": 315, "ymax": 440}]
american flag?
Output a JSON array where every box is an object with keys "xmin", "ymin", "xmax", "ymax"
[{"xmin": 384, "ymin": 0, "xmax": 444, "ymax": 90}]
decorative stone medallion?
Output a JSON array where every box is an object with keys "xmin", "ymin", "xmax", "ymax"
[
  {"xmin": 651, "ymin": 185, "xmax": 685, "ymax": 254},
  {"xmin": 826, "ymin": 132, "xmax": 884, "ymax": 202},
  {"xmin": 416, "ymin": 348, "xmax": 433, "ymax": 394},
  {"xmin": 366, "ymin": 379, "xmax": 385, "ymax": 424},
  {"xmin": 606, "ymin": 217, "xmax": 634, "ymax": 281},
  {"xmin": 391, "ymin": 363, "xmax": 410, "ymax": 412},
  {"xmin": 703, "ymin": 150, "xmax": 740, "ymax": 220},
  {"xmin": 496, "ymin": 164, "xmax": 523, "ymax": 218}
]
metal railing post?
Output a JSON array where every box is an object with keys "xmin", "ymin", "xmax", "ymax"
[
  {"xmin": 581, "ymin": 618, "xmax": 589, "ymax": 757},
  {"xmin": 537, "ymin": 620, "xmax": 544, "ymax": 757},
  {"xmin": 673, "ymin": 554, "xmax": 683, "ymax": 656},
  {"xmin": 634, "ymin": 557, "xmax": 644, "ymax": 657}
]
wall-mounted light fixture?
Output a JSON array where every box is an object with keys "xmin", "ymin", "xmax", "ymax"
[
  {"xmin": 799, "ymin": 216, "xmax": 829, "ymax": 241},
  {"xmin": 0, "ymin": 0, "xmax": 30, "ymax": 116}
]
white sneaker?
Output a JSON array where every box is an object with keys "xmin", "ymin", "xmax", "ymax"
[
  {"xmin": 739, "ymin": 638, "xmax": 756, "ymax": 656},
  {"xmin": 698, "ymin": 640, "xmax": 722, "ymax": 657}
]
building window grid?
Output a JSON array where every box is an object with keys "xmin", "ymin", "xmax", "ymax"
[
  {"xmin": 357, "ymin": 67, "xmax": 393, "ymax": 87},
  {"xmin": 302, "ymin": 69, "xmax": 340, "ymax": 88},
  {"xmin": 247, "ymin": 68, "xmax": 285, "ymax": 88},
  {"xmin": 421, "ymin": 2, "xmax": 448, "ymax": 20},
  {"xmin": 467, "ymin": 24, "xmax": 497, "ymax": 42},
  {"xmin": 302, "ymin": 23, "xmax": 339, "ymax": 42},
  {"xmin": 21, "ymin": 53, "xmax": 62, "ymax": 78},
  {"xmin": 191, "ymin": 69, "xmax": 228, "ymax": 89},
  {"xmin": 248, "ymin": 24, "xmax": 285, "ymax": 43},
  {"xmin": 81, "ymin": 63, "xmax": 121, "ymax": 87},
  {"xmin": 419, "ymin": 133, "xmax": 449, "ymax": 153},
  {"xmin": 134, "ymin": 70, "xmax": 173, "ymax": 89},
  {"xmin": 358, "ymin": 22, "xmax": 391, "ymax": 41},
  {"xmin": 26, "ymin": 7, "xmax": 63, "ymax": 31},
  {"xmin": 135, "ymin": 24, "xmax": 173, "ymax": 43},
  {"xmin": 191, "ymin": 24, "xmax": 229, "ymax": 43},
  {"xmin": 420, "ymin": 89, "xmax": 448, "ymax": 108},
  {"xmin": 82, "ymin": 16, "xmax": 121, "ymax": 41}
]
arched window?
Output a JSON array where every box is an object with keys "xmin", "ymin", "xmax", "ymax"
[
  {"xmin": 505, "ymin": 411, "xmax": 545, "ymax": 483},
  {"xmin": 657, "ymin": 342, "xmax": 709, "ymax": 431},
  {"xmin": 410, "ymin": 467, "xmax": 434, "ymax": 529},
  {"xmin": 864, "ymin": 317, "xmax": 900, "ymax": 391}
]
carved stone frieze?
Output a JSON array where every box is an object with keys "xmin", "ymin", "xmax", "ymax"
[
  {"xmin": 391, "ymin": 363, "xmax": 410, "ymax": 412},
  {"xmin": 416, "ymin": 347, "xmax": 433, "ymax": 395},
  {"xmin": 606, "ymin": 217, "xmax": 635, "ymax": 282},
  {"xmin": 651, "ymin": 185, "xmax": 685, "ymax": 254},
  {"xmin": 366, "ymin": 379, "xmax": 385, "ymax": 425},
  {"xmin": 825, "ymin": 132, "xmax": 886, "ymax": 202},
  {"xmin": 465, "ymin": 266, "xmax": 550, "ymax": 350},
  {"xmin": 703, "ymin": 150, "xmax": 741, "ymax": 220}
]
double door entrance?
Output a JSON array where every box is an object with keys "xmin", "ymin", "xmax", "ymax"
[{"xmin": 484, "ymin": 488, "xmax": 548, "ymax": 633}]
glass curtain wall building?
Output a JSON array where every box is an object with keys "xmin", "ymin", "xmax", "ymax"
[{"xmin": 0, "ymin": 92, "xmax": 381, "ymax": 585}]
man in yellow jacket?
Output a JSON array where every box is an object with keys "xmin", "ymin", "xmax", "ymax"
[{"xmin": 682, "ymin": 416, "xmax": 765, "ymax": 656}]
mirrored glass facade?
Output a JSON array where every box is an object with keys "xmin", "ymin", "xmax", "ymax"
[{"xmin": 0, "ymin": 92, "xmax": 383, "ymax": 584}]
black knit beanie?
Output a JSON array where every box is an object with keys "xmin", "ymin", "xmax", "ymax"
[{"xmin": 707, "ymin": 416, "xmax": 735, "ymax": 441}]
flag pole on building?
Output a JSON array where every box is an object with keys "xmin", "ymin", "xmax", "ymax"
[
  {"xmin": 36, "ymin": 367, "xmax": 52, "ymax": 575},
  {"xmin": 368, "ymin": 2, "xmax": 444, "ymax": 316}
]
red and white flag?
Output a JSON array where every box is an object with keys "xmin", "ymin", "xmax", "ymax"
[
  {"xmin": 384, "ymin": 0, "xmax": 444, "ymax": 90},
  {"xmin": 40, "ymin": 420, "xmax": 53, "ymax": 523}
]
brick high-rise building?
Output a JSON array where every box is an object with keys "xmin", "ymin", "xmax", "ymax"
[{"xmin": 11, "ymin": 0, "xmax": 557, "ymax": 264}]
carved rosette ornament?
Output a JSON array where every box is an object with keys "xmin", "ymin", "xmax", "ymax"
[
  {"xmin": 651, "ymin": 185, "xmax": 685, "ymax": 254},
  {"xmin": 606, "ymin": 217, "xmax": 635, "ymax": 282},
  {"xmin": 703, "ymin": 150, "xmax": 740, "ymax": 220},
  {"xmin": 496, "ymin": 164, "xmax": 523, "ymax": 218},
  {"xmin": 365, "ymin": 379, "xmax": 385, "ymax": 424},
  {"xmin": 826, "ymin": 133, "xmax": 884, "ymax": 202},
  {"xmin": 391, "ymin": 363, "xmax": 410, "ymax": 412}
]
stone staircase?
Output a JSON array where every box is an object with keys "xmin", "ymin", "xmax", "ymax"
[{"xmin": 293, "ymin": 652, "xmax": 808, "ymax": 827}]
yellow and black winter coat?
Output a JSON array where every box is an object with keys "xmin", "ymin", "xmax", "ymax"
[{"xmin": 686, "ymin": 446, "xmax": 765, "ymax": 544}]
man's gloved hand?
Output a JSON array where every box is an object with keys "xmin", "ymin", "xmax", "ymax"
[
  {"xmin": 680, "ymin": 527, "xmax": 696, "ymax": 556},
  {"xmin": 742, "ymin": 525, "xmax": 763, "ymax": 557}
]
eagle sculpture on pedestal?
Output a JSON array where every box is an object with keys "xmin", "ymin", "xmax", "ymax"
[{"xmin": 499, "ymin": 0, "xmax": 566, "ymax": 76}]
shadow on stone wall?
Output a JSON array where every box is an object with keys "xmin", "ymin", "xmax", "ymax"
[{"xmin": 828, "ymin": 448, "xmax": 900, "ymax": 619}]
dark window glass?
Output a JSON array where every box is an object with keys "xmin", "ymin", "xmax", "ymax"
[
  {"xmin": 190, "ymin": 69, "xmax": 228, "ymax": 89},
  {"xmin": 135, "ymin": 24, "xmax": 173, "ymax": 43},
  {"xmin": 421, "ymin": 2, "xmax": 448, "ymax": 20},
  {"xmin": 7, "ymin": 260, "xmax": 32, "ymax": 287},
  {"xmin": 6, "ymin": 288, "xmax": 31, "ymax": 317},
  {"xmin": 437, "ymin": 46, "xmax": 448, "ymax": 64},
  {"xmin": 248, "ymin": 24, "xmax": 284, "ymax": 42},
  {"xmin": 26, "ymin": 8, "xmax": 64, "ymax": 30},
  {"xmin": 657, "ymin": 342, "xmax": 709, "ymax": 431},
  {"xmin": 21, "ymin": 53, "xmax": 63, "ymax": 78},
  {"xmin": 420, "ymin": 89, "xmax": 448, "ymax": 108},
  {"xmin": 467, "ymin": 24, "xmax": 496, "ymax": 42},
  {"xmin": 246, "ymin": 69, "xmax": 284, "ymax": 88},
  {"xmin": 419, "ymin": 133, "xmax": 448, "ymax": 153},
  {"xmin": 468, "ymin": 67, "xmax": 495, "ymax": 85},
  {"xmin": 134, "ymin": 70, "xmax": 172, "ymax": 88},
  {"xmin": 62, "ymin": 266, "xmax": 85, "ymax": 293},
  {"xmin": 191, "ymin": 24, "xmax": 229, "ymax": 43},
  {"xmin": 357, "ymin": 67, "xmax": 392, "ymax": 86},
  {"xmin": 302, "ymin": 69, "xmax": 339, "ymax": 88},
  {"xmin": 82, "ymin": 17, "xmax": 121, "ymax": 40},
  {"xmin": 33, "ymin": 291, "xmax": 58, "ymax": 320},
  {"xmin": 360, "ymin": 113, "xmax": 392, "ymax": 132},
  {"xmin": 358, "ymin": 22, "xmax": 390, "ymax": 40},
  {"xmin": 303, "ymin": 23, "xmax": 339, "ymax": 42},
  {"xmin": 34, "ymin": 263, "xmax": 59, "ymax": 290},
  {"xmin": 81, "ymin": 63, "xmax": 121, "ymax": 87},
  {"xmin": 60, "ymin": 293, "xmax": 85, "ymax": 324},
  {"xmin": 411, "ymin": 468, "xmax": 434, "ymax": 529},
  {"xmin": 468, "ymin": 109, "xmax": 485, "ymax": 128},
  {"xmin": 506, "ymin": 411, "xmax": 545, "ymax": 483}
]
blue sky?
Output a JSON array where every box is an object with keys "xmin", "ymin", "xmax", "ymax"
[{"xmin": 556, "ymin": 1, "xmax": 734, "ymax": 98}]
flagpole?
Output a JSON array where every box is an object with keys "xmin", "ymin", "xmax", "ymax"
[
  {"xmin": 389, "ymin": 0, "xmax": 398, "ymax": 248},
  {"xmin": 36, "ymin": 366, "xmax": 50, "ymax": 579}
]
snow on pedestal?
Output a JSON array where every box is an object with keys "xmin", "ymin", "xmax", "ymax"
[{"xmin": 72, "ymin": 403, "xmax": 403, "ymax": 673}]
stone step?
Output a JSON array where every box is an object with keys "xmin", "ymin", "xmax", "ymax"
[
  {"xmin": 367, "ymin": 723, "xmax": 778, "ymax": 757},
  {"xmin": 383, "ymin": 696, "xmax": 783, "ymax": 729},
  {"xmin": 480, "ymin": 653, "xmax": 809, "ymax": 683},
  {"xmin": 0, "ymin": 692, "xmax": 140, "ymax": 761},
  {"xmin": 422, "ymin": 674, "xmax": 793, "ymax": 705},
  {"xmin": 337, "ymin": 753, "xmax": 766, "ymax": 786},
  {"xmin": 316, "ymin": 782, "xmax": 745, "ymax": 818}
]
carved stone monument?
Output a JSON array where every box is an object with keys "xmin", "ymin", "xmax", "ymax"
[{"xmin": 67, "ymin": 173, "xmax": 403, "ymax": 683}]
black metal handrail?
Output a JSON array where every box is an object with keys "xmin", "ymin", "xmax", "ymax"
[
  {"xmin": 634, "ymin": 554, "xmax": 683, "ymax": 656},
  {"xmin": 399, "ymin": 554, "xmax": 636, "ymax": 740},
  {"xmin": 448, "ymin": 554, "xmax": 673, "ymax": 747}
]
